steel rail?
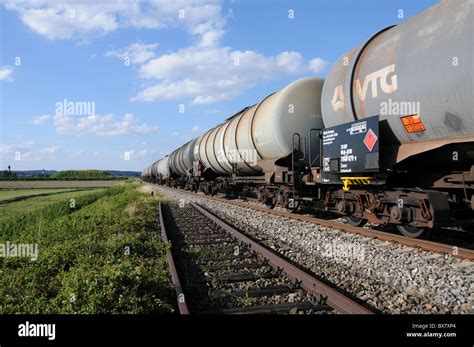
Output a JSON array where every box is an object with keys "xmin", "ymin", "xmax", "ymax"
[
  {"xmin": 167, "ymin": 187, "xmax": 474, "ymax": 261},
  {"xmin": 229, "ymin": 200, "xmax": 474, "ymax": 261},
  {"xmin": 190, "ymin": 202, "xmax": 374, "ymax": 314},
  {"xmin": 158, "ymin": 202, "xmax": 190, "ymax": 314}
]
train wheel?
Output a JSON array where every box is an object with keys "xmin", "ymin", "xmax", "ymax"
[
  {"xmin": 346, "ymin": 215, "xmax": 367, "ymax": 227},
  {"xmin": 396, "ymin": 224, "xmax": 425, "ymax": 238},
  {"xmin": 265, "ymin": 198, "xmax": 276, "ymax": 209}
]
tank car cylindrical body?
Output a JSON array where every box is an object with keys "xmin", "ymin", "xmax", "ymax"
[
  {"xmin": 141, "ymin": 168, "xmax": 148, "ymax": 179},
  {"xmin": 169, "ymin": 140, "xmax": 198, "ymax": 176},
  {"xmin": 168, "ymin": 148, "xmax": 180, "ymax": 176},
  {"xmin": 150, "ymin": 160, "xmax": 159, "ymax": 179},
  {"xmin": 143, "ymin": 165, "xmax": 153, "ymax": 179},
  {"xmin": 321, "ymin": 0, "xmax": 473, "ymax": 163},
  {"xmin": 157, "ymin": 156, "xmax": 170, "ymax": 179},
  {"xmin": 181, "ymin": 138, "xmax": 198, "ymax": 176},
  {"xmin": 195, "ymin": 77, "xmax": 325, "ymax": 175}
]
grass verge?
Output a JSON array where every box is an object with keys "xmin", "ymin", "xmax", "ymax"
[{"xmin": 0, "ymin": 183, "xmax": 174, "ymax": 314}]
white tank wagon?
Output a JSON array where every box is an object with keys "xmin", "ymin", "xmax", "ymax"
[
  {"xmin": 168, "ymin": 139, "xmax": 196, "ymax": 177},
  {"xmin": 157, "ymin": 156, "xmax": 171, "ymax": 180},
  {"xmin": 181, "ymin": 138, "xmax": 198, "ymax": 176},
  {"xmin": 141, "ymin": 157, "xmax": 170, "ymax": 183},
  {"xmin": 143, "ymin": 0, "xmax": 474, "ymax": 237},
  {"xmin": 194, "ymin": 77, "xmax": 325, "ymax": 177},
  {"xmin": 150, "ymin": 160, "xmax": 160, "ymax": 179},
  {"xmin": 168, "ymin": 148, "xmax": 180, "ymax": 176},
  {"xmin": 321, "ymin": 0, "xmax": 473, "ymax": 164},
  {"xmin": 141, "ymin": 164, "xmax": 153, "ymax": 179}
]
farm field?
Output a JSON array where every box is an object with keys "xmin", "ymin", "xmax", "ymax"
[
  {"xmin": 0, "ymin": 188, "xmax": 79, "ymax": 201},
  {"xmin": 0, "ymin": 180, "xmax": 125, "ymax": 189},
  {"xmin": 0, "ymin": 188, "xmax": 106, "ymax": 221},
  {"xmin": 0, "ymin": 183, "xmax": 174, "ymax": 313}
]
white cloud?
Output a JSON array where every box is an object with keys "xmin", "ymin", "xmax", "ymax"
[
  {"xmin": 31, "ymin": 115, "xmax": 51, "ymax": 125},
  {"xmin": 106, "ymin": 42, "xmax": 159, "ymax": 65},
  {"xmin": 308, "ymin": 57, "xmax": 328, "ymax": 73},
  {"xmin": 0, "ymin": 141, "xmax": 35, "ymax": 155},
  {"xmin": 193, "ymin": 96, "xmax": 214, "ymax": 105},
  {"xmin": 21, "ymin": 146, "xmax": 60, "ymax": 161},
  {"xmin": 0, "ymin": 144, "xmax": 14, "ymax": 155},
  {"xmin": 0, "ymin": 142, "xmax": 60, "ymax": 162},
  {"xmin": 0, "ymin": 66, "xmax": 14, "ymax": 81},
  {"xmin": 121, "ymin": 2, "xmax": 326, "ymax": 105},
  {"xmin": 6, "ymin": 3, "xmax": 119, "ymax": 40},
  {"xmin": 123, "ymin": 149, "xmax": 157, "ymax": 160},
  {"xmin": 3, "ymin": 0, "xmax": 328, "ymax": 105},
  {"xmin": 53, "ymin": 113, "xmax": 158, "ymax": 136},
  {"xmin": 132, "ymin": 47, "xmax": 308, "ymax": 104},
  {"xmin": 171, "ymin": 132, "xmax": 179, "ymax": 137},
  {"xmin": 276, "ymin": 52, "xmax": 305, "ymax": 73},
  {"xmin": 1, "ymin": 0, "xmax": 223, "ymax": 41},
  {"xmin": 191, "ymin": 126, "xmax": 199, "ymax": 132}
]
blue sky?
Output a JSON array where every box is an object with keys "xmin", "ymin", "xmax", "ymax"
[{"xmin": 0, "ymin": 0, "xmax": 437, "ymax": 171}]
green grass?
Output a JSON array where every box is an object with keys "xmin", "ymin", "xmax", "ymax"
[
  {"xmin": 0, "ymin": 180, "xmax": 124, "ymax": 189},
  {"xmin": 0, "ymin": 189, "xmax": 106, "ymax": 222},
  {"xmin": 0, "ymin": 188, "xmax": 77, "ymax": 201},
  {"xmin": 0, "ymin": 183, "xmax": 174, "ymax": 313}
]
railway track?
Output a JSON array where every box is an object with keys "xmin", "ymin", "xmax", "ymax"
[
  {"xmin": 159, "ymin": 186, "xmax": 474, "ymax": 261},
  {"xmin": 158, "ymin": 201, "xmax": 374, "ymax": 314}
]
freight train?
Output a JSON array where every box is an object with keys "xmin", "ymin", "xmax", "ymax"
[{"xmin": 142, "ymin": 0, "xmax": 474, "ymax": 238}]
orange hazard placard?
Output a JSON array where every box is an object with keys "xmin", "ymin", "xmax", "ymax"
[
  {"xmin": 363, "ymin": 128, "xmax": 378, "ymax": 151},
  {"xmin": 400, "ymin": 114, "xmax": 426, "ymax": 133}
]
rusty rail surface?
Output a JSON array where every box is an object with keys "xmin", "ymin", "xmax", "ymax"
[
  {"xmin": 166, "ymin": 187, "xmax": 474, "ymax": 261},
  {"xmin": 190, "ymin": 202, "xmax": 374, "ymax": 314},
  {"xmin": 158, "ymin": 202, "xmax": 189, "ymax": 314},
  {"xmin": 227, "ymin": 200, "xmax": 474, "ymax": 261}
]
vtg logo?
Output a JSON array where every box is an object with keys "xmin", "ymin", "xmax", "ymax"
[{"xmin": 331, "ymin": 64, "xmax": 398, "ymax": 111}]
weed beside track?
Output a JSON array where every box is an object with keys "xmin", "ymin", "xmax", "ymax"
[{"xmin": 0, "ymin": 183, "xmax": 174, "ymax": 314}]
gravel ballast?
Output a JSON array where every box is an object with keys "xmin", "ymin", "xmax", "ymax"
[{"xmin": 156, "ymin": 186, "xmax": 474, "ymax": 314}]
